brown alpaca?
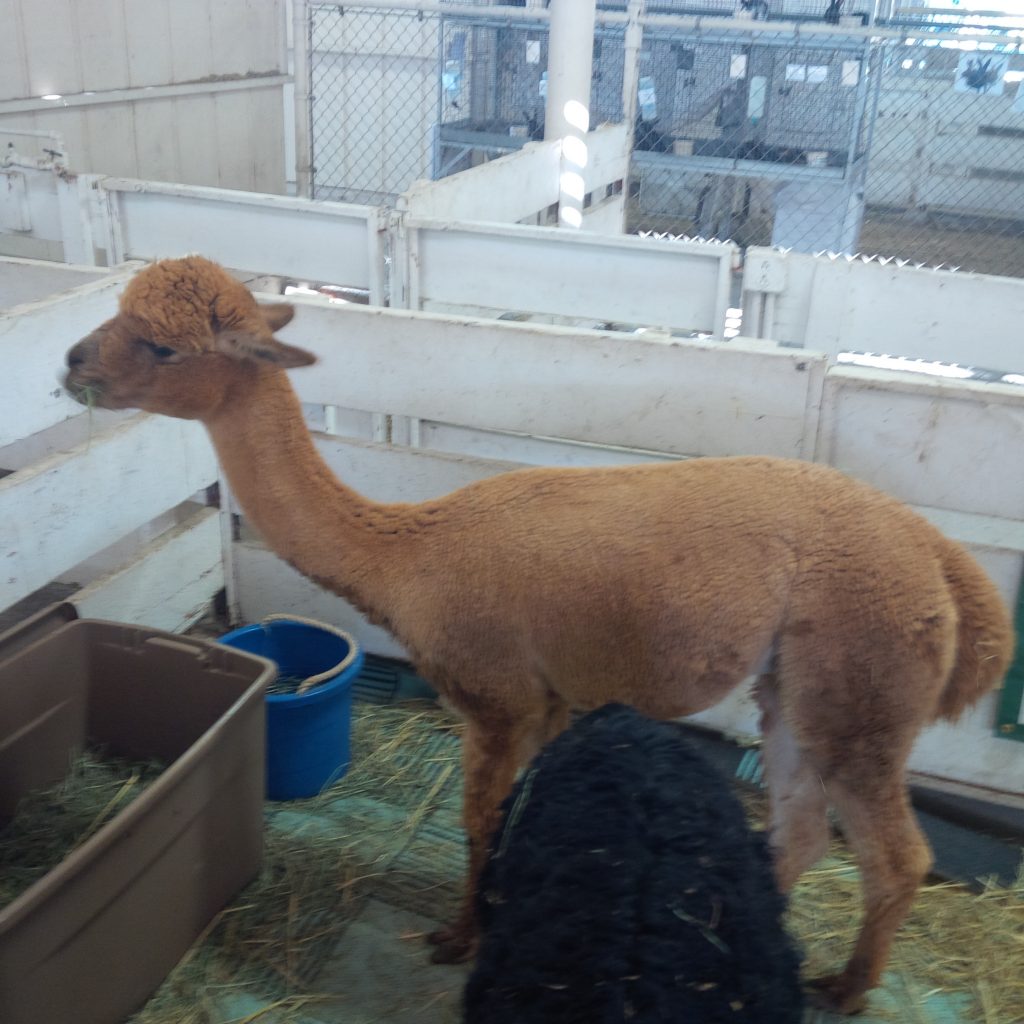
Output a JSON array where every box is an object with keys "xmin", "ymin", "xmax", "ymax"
[{"xmin": 64, "ymin": 257, "xmax": 1014, "ymax": 1014}]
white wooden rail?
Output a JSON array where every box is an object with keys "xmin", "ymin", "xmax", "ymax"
[
  {"xmin": 397, "ymin": 124, "xmax": 629, "ymax": 228},
  {"xmin": 99, "ymin": 179, "xmax": 388, "ymax": 306},
  {"xmin": 0, "ymin": 266, "xmax": 136, "ymax": 449},
  {"xmin": 742, "ymin": 246, "xmax": 1024, "ymax": 375},
  {"xmin": 282, "ymin": 302, "xmax": 815, "ymax": 454},
  {"xmin": 0, "ymin": 256, "xmax": 108, "ymax": 308},
  {"xmin": 394, "ymin": 220, "xmax": 735, "ymax": 335},
  {"xmin": 0, "ymin": 412, "xmax": 218, "ymax": 621},
  {"xmin": 0, "ymin": 259, "xmax": 221, "ymax": 632},
  {"xmin": 399, "ymin": 140, "xmax": 563, "ymax": 226}
]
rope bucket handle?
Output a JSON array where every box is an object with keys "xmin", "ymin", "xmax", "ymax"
[{"xmin": 261, "ymin": 614, "xmax": 360, "ymax": 696}]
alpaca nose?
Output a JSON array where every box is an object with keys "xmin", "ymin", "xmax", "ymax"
[{"xmin": 66, "ymin": 335, "xmax": 98, "ymax": 368}]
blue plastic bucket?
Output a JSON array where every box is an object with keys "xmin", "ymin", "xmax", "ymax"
[{"xmin": 218, "ymin": 619, "xmax": 365, "ymax": 801}]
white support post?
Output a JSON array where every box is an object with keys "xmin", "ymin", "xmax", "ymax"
[
  {"xmin": 544, "ymin": 0, "xmax": 598, "ymax": 230},
  {"xmin": 293, "ymin": 0, "xmax": 313, "ymax": 199},
  {"xmin": 388, "ymin": 209, "xmax": 412, "ymax": 310},
  {"xmin": 55, "ymin": 174, "xmax": 97, "ymax": 266},
  {"xmin": 93, "ymin": 182, "xmax": 125, "ymax": 266},
  {"xmin": 367, "ymin": 207, "xmax": 387, "ymax": 307},
  {"xmin": 622, "ymin": 0, "xmax": 644, "ymax": 148}
]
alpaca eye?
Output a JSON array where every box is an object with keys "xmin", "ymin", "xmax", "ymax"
[{"xmin": 139, "ymin": 340, "xmax": 179, "ymax": 361}]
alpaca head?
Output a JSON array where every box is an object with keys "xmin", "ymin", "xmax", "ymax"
[{"xmin": 64, "ymin": 256, "xmax": 316, "ymax": 420}]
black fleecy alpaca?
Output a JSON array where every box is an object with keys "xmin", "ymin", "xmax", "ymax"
[{"xmin": 463, "ymin": 703, "xmax": 805, "ymax": 1023}]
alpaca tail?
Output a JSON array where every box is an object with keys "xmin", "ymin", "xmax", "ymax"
[{"xmin": 935, "ymin": 538, "xmax": 1015, "ymax": 722}]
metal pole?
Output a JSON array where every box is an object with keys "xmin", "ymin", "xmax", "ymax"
[
  {"xmin": 544, "ymin": 0, "xmax": 598, "ymax": 229},
  {"xmin": 293, "ymin": 0, "xmax": 313, "ymax": 199},
  {"xmin": 433, "ymin": 13, "xmax": 444, "ymax": 179}
]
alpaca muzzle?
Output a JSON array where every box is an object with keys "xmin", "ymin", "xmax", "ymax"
[{"xmin": 63, "ymin": 335, "xmax": 106, "ymax": 405}]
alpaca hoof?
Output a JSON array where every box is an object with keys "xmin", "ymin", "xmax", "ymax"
[
  {"xmin": 428, "ymin": 929, "xmax": 475, "ymax": 964},
  {"xmin": 807, "ymin": 974, "xmax": 868, "ymax": 1015}
]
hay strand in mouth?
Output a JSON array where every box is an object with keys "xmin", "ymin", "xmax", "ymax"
[{"xmin": 68, "ymin": 381, "xmax": 103, "ymax": 448}]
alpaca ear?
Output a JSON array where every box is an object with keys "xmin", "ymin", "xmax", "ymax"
[
  {"xmin": 257, "ymin": 338, "xmax": 317, "ymax": 368},
  {"xmin": 215, "ymin": 327, "xmax": 317, "ymax": 368},
  {"xmin": 259, "ymin": 303, "xmax": 295, "ymax": 331}
]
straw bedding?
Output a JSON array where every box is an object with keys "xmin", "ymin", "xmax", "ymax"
[{"xmin": 1, "ymin": 703, "xmax": 1018, "ymax": 1022}]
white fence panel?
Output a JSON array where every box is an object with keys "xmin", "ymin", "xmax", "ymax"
[
  {"xmin": 816, "ymin": 366, "xmax": 1024, "ymax": 524},
  {"xmin": 910, "ymin": 696, "xmax": 1024, "ymax": 793},
  {"xmin": 0, "ymin": 414, "xmax": 217, "ymax": 611},
  {"xmin": 398, "ymin": 124, "xmax": 628, "ymax": 227},
  {"xmin": 280, "ymin": 300, "xmax": 825, "ymax": 458},
  {"xmin": 399, "ymin": 140, "xmax": 562, "ymax": 224},
  {"xmin": 0, "ymin": 255, "xmax": 108, "ymax": 310},
  {"xmin": 400, "ymin": 223, "xmax": 736, "ymax": 334},
  {"xmin": 0, "ymin": 265, "xmax": 137, "ymax": 449},
  {"xmin": 581, "ymin": 195, "xmax": 626, "ymax": 234},
  {"xmin": 0, "ymin": 163, "xmax": 92, "ymax": 262},
  {"xmin": 580, "ymin": 124, "xmax": 630, "ymax": 197},
  {"xmin": 74, "ymin": 505, "xmax": 223, "ymax": 632},
  {"xmin": 742, "ymin": 247, "xmax": 1024, "ymax": 373},
  {"xmin": 102, "ymin": 180, "xmax": 386, "ymax": 302}
]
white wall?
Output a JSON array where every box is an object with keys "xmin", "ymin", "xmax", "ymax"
[{"xmin": 0, "ymin": 0, "xmax": 288, "ymax": 192}]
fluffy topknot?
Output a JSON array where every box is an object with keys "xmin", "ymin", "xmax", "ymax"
[{"xmin": 118, "ymin": 255, "xmax": 266, "ymax": 353}]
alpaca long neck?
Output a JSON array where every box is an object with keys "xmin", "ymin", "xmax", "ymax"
[{"xmin": 204, "ymin": 367, "xmax": 399, "ymax": 614}]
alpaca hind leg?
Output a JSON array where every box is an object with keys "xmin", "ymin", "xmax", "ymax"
[
  {"xmin": 429, "ymin": 710, "xmax": 547, "ymax": 963},
  {"xmin": 756, "ymin": 674, "xmax": 830, "ymax": 892},
  {"xmin": 807, "ymin": 778, "xmax": 932, "ymax": 1014}
]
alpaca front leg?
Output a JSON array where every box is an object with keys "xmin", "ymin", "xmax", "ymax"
[
  {"xmin": 426, "ymin": 831, "xmax": 490, "ymax": 963},
  {"xmin": 428, "ymin": 715, "xmax": 529, "ymax": 964}
]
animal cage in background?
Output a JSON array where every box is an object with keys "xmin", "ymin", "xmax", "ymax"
[
  {"xmin": 301, "ymin": 0, "xmax": 1024, "ymax": 276},
  {"xmin": 436, "ymin": 17, "xmax": 627, "ymax": 176},
  {"xmin": 434, "ymin": 10, "xmax": 875, "ymax": 250}
]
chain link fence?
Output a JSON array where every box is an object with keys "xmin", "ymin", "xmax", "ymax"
[
  {"xmin": 627, "ymin": 20, "xmax": 874, "ymax": 252},
  {"xmin": 857, "ymin": 33, "xmax": 1024, "ymax": 277},
  {"xmin": 310, "ymin": 4, "xmax": 442, "ymax": 204},
  {"xmin": 304, "ymin": 1, "xmax": 1024, "ymax": 276}
]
